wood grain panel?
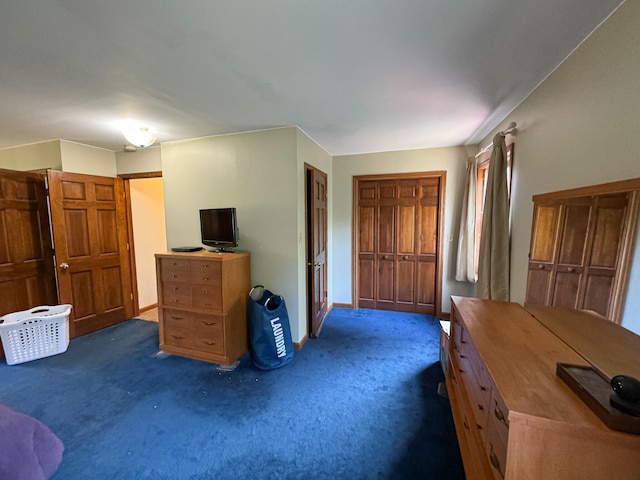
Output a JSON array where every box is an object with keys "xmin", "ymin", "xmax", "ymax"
[
  {"xmin": 97, "ymin": 209, "xmax": 118, "ymax": 254},
  {"xmin": 358, "ymin": 206, "xmax": 375, "ymax": 254},
  {"xmin": 61, "ymin": 181, "xmax": 87, "ymax": 200},
  {"xmin": 529, "ymin": 204, "xmax": 560, "ymax": 262},
  {"xmin": 64, "ymin": 209, "xmax": 91, "ymax": 257},
  {"xmin": 70, "ymin": 270, "xmax": 96, "ymax": 319},
  {"xmin": 0, "ymin": 212, "xmax": 9, "ymax": 264},
  {"xmin": 558, "ymin": 201, "xmax": 591, "ymax": 266}
]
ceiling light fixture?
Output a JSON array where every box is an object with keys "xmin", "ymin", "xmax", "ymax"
[{"xmin": 122, "ymin": 126, "xmax": 157, "ymax": 148}]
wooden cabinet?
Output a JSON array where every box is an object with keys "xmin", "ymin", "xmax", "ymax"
[
  {"xmin": 355, "ymin": 174, "xmax": 443, "ymax": 314},
  {"xmin": 526, "ymin": 190, "xmax": 636, "ymax": 321},
  {"xmin": 446, "ymin": 296, "xmax": 640, "ymax": 480},
  {"xmin": 155, "ymin": 251, "xmax": 250, "ymax": 366}
]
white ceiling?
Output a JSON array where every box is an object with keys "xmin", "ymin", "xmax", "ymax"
[{"xmin": 0, "ymin": 0, "xmax": 624, "ymax": 156}]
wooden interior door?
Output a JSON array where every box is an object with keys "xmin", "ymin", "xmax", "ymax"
[
  {"xmin": 526, "ymin": 184, "xmax": 636, "ymax": 322},
  {"xmin": 306, "ymin": 166, "xmax": 328, "ymax": 337},
  {"xmin": 355, "ymin": 173, "xmax": 443, "ymax": 315},
  {"xmin": 47, "ymin": 170, "xmax": 134, "ymax": 337}
]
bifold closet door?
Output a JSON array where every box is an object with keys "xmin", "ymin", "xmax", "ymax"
[{"xmin": 356, "ymin": 176, "xmax": 440, "ymax": 314}]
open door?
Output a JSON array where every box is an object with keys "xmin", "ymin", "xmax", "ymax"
[
  {"xmin": 306, "ymin": 165, "xmax": 328, "ymax": 337},
  {"xmin": 47, "ymin": 170, "xmax": 134, "ymax": 337},
  {"xmin": 0, "ymin": 169, "xmax": 58, "ymax": 359}
]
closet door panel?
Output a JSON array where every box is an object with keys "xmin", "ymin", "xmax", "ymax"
[
  {"xmin": 582, "ymin": 274, "xmax": 614, "ymax": 316},
  {"xmin": 551, "ymin": 270, "xmax": 581, "ymax": 309},
  {"xmin": 557, "ymin": 201, "xmax": 591, "ymax": 266},
  {"xmin": 589, "ymin": 195, "xmax": 627, "ymax": 268}
]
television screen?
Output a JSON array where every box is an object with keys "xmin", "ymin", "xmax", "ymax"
[{"xmin": 199, "ymin": 208, "xmax": 238, "ymax": 251}]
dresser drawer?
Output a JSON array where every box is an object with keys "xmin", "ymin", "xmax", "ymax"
[
  {"xmin": 161, "ymin": 282, "xmax": 191, "ymax": 307},
  {"xmin": 193, "ymin": 313, "xmax": 226, "ymax": 354},
  {"xmin": 163, "ymin": 321, "xmax": 193, "ymax": 349},
  {"xmin": 486, "ymin": 414, "xmax": 508, "ymax": 479},
  {"xmin": 190, "ymin": 260, "xmax": 221, "ymax": 285},
  {"xmin": 159, "ymin": 258, "xmax": 190, "ymax": 282},
  {"xmin": 162, "ymin": 309, "xmax": 192, "ymax": 328},
  {"xmin": 485, "ymin": 388, "xmax": 509, "ymax": 479},
  {"xmin": 192, "ymin": 313, "xmax": 224, "ymax": 336},
  {"xmin": 191, "ymin": 285, "xmax": 223, "ymax": 310}
]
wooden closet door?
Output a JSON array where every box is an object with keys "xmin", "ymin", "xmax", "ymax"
[
  {"xmin": 580, "ymin": 194, "xmax": 629, "ymax": 315},
  {"xmin": 526, "ymin": 191, "xmax": 631, "ymax": 320},
  {"xmin": 0, "ymin": 170, "xmax": 57, "ymax": 315},
  {"xmin": 550, "ymin": 197, "xmax": 592, "ymax": 309},
  {"xmin": 355, "ymin": 175, "xmax": 441, "ymax": 314},
  {"xmin": 526, "ymin": 203, "xmax": 561, "ymax": 305}
]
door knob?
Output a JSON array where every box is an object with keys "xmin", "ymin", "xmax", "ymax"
[{"xmin": 59, "ymin": 262, "xmax": 70, "ymax": 270}]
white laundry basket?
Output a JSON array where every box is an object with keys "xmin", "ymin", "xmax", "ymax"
[{"xmin": 0, "ymin": 305, "xmax": 72, "ymax": 365}]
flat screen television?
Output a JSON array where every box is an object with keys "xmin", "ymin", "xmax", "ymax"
[{"xmin": 199, "ymin": 207, "xmax": 238, "ymax": 251}]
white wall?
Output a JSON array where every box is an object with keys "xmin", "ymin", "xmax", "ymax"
[
  {"xmin": 130, "ymin": 177, "xmax": 167, "ymax": 309},
  {"xmin": 161, "ymin": 127, "xmax": 309, "ymax": 341},
  {"xmin": 332, "ymin": 145, "xmax": 477, "ymax": 315},
  {"xmin": 296, "ymin": 130, "xmax": 333, "ymax": 329},
  {"xmin": 60, "ymin": 140, "xmax": 116, "ymax": 177},
  {"xmin": 477, "ymin": 0, "xmax": 640, "ymax": 333},
  {"xmin": 115, "ymin": 146, "xmax": 162, "ymax": 175},
  {"xmin": 0, "ymin": 140, "xmax": 62, "ymax": 171}
]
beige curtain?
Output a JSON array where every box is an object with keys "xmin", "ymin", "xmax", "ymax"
[
  {"xmin": 477, "ymin": 134, "xmax": 510, "ymax": 300},
  {"xmin": 455, "ymin": 159, "xmax": 477, "ymax": 282}
]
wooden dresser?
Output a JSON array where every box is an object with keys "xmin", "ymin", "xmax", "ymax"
[
  {"xmin": 446, "ymin": 296, "xmax": 640, "ymax": 480},
  {"xmin": 155, "ymin": 251, "xmax": 250, "ymax": 366}
]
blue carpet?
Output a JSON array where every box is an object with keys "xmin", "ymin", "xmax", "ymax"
[{"xmin": 1, "ymin": 308, "xmax": 464, "ymax": 480}]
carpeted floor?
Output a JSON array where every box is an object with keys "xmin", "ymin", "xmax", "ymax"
[{"xmin": 0, "ymin": 308, "xmax": 465, "ymax": 480}]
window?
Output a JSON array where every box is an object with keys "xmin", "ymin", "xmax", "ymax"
[{"xmin": 474, "ymin": 143, "xmax": 513, "ymax": 277}]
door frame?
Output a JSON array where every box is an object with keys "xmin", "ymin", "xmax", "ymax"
[
  {"xmin": 119, "ymin": 171, "xmax": 163, "ymax": 318},
  {"xmin": 352, "ymin": 171, "xmax": 446, "ymax": 318}
]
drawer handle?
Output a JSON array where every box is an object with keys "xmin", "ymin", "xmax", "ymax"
[
  {"xmin": 204, "ymin": 290, "xmax": 209, "ymax": 294},
  {"xmin": 172, "ymin": 274, "xmax": 178, "ymax": 278},
  {"xmin": 201, "ymin": 321, "xmax": 216, "ymax": 326},
  {"xmin": 172, "ymin": 287, "xmax": 178, "ymax": 290},
  {"xmin": 171, "ymin": 335, "xmax": 184, "ymax": 340},
  {"xmin": 489, "ymin": 443, "xmax": 505, "ymax": 478},
  {"xmin": 170, "ymin": 316, "xmax": 184, "ymax": 320},
  {"xmin": 567, "ymin": 267, "xmax": 575, "ymax": 272},
  {"xmin": 203, "ymin": 278, "xmax": 209, "ymax": 281},
  {"xmin": 494, "ymin": 403, "xmax": 509, "ymax": 427},
  {"xmin": 538, "ymin": 264, "xmax": 544, "ymax": 269},
  {"xmin": 204, "ymin": 341, "xmax": 216, "ymax": 346},
  {"xmin": 202, "ymin": 265, "xmax": 209, "ymax": 268},
  {"xmin": 403, "ymin": 255, "xmax": 409, "ymax": 260}
]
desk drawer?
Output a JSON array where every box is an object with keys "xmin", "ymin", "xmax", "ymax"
[
  {"xmin": 161, "ymin": 282, "xmax": 191, "ymax": 307},
  {"xmin": 190, "ymin": 260, "xmax": 221, "ymax": 285},
  {"xmin": 191, "ymin": 285, "xmax": 222, "ymax": 310},
  {"xmin": 159, "ymin": 258, "xmax": 190, "ymax": 283},
  {"xmin": 163, "ymin": 321, "xmax": 193, "ymax": 349}
]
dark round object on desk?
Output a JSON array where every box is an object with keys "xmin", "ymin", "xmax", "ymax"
[
  {"xmin": 610, "ymin": 375, "xmax": 640, "ymax": 403},
  {"xmin": 610, "ymin": 393, "xmax": 640, "ymax": 417}
]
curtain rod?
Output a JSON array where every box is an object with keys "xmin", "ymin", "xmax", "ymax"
[{"xmin": 474, "ymin": 122, "xmax": 517, "ymax": 158}]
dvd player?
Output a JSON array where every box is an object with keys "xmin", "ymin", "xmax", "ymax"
[{"xmin": 170, "ymin": 246, "xmax": 204, "ymax": 252}]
